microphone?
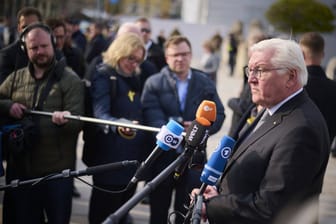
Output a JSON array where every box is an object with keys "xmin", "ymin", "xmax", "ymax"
[
  {"xmin": 173, "ymin": 100, "xmax": 217, "ymax": 180},
  {"xmin": 196, "ymin": 100, "xmax": 217, "ymax": 123},
  {"xmin": 173, "ymin": 117, "xmax": 210, "ymax": 179},
  {"xmin": 200, "ymin": 135, "xmax": 236, "ymax": 185},
  {"xmin": 73, "ymin": 160, "xmax": 139, "ymax": 177},
  {"xmin": 126, "ymin": 120, "xmax": 184, "ymax": 189},
  {"xmin": 183, "ymin": 136, "xmax": 236, "ymax": 224},
  {"xmin": 0, "ymin": 160, "xmax": 139, "ymax": 191}
]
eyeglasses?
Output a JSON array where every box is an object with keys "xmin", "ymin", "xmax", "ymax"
[
  {"xmin": 126, "ymin": 55, "xmax": 143, "ymax": 65},
  {"xmin": 166, "ymin": 51, "xmax": 191, "ymax": 58},
  {"xmin": 244, "ymin": 66, "xmax": 288, "ymax": 80},
  {"xmin": 140, "ymin": 28, "xmax": 151, "ymax": 33}
]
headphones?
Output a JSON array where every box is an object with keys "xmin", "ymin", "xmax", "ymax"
[{"xmin": 19, "ymin": 22, "xmax": 56, "ymax": 53}]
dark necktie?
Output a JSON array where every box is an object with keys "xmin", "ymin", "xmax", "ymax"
[
  {"xmin": 239, "ymin": 109, "xmax": 269, "ymax": 143},
  {"xmin": 251, "ymin": 110, "xmax": 269, "ymax": 133},
  {"xmin": 238, "ymin": 107, "xmax": 259, "ymax": 139}
]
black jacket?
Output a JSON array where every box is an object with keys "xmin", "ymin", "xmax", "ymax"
[
  {"xmin": 0, "ymin": 40, "xmax": 28, "ymax": 84},
  {"xmin": 305, "ymin": 65, "xmax": 336, "ymax": 141}
]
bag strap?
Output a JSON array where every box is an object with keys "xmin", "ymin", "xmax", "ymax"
[
  {"xmin": 34, "ymin": 58, "xmax": 66, "ymax": 110},
  {"xmin": 97, "ymin": 64, "xmax": 118, "ymax": 100}
]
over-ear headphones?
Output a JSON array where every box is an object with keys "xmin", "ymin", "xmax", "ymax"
[{"xmin": 19, "ymin": 22, "xmax": 56, "ymax": 53}]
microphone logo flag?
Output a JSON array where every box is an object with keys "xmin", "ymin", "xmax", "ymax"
[
  {"xmin": 164, "ymin": 134, "xmax": 180, "ymax": 147},
  {"xmin": 200, "ymin": 135, "xmax": 236, "ymax": 185},
  {"xmin": 221, "ymin": 147, "xmax": 231, "ymax": 159},
  {"xmin": 156, "ymin": 120, "xmax": 184, "ymax": 150},
  {"xmin": 203, "ymin": 105, "xmax": 214, "ymax": 112}
]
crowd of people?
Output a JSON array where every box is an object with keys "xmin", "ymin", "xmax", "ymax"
[{"xmin": 0, "ymin": 5, "xmax": 335, "ymax": 224}]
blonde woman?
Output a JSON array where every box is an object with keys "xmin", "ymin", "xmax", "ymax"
[{"xmin": 88, "ymin": 33, "xmax": 149, "ymax": 224}]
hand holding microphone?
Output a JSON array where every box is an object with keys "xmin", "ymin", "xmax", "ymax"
[{"xmin": 184, "ymin": 135, "xmax": 236, "ymax": 224}]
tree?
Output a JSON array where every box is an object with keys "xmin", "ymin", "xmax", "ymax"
[{"xmin": 265, "ymin": 0, "xmax": 335, "ymax": 35}]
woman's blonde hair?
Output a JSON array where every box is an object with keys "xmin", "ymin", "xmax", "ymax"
[{"xmin": 102, "ymin": 33, "xmax": 145, "ymax": 67}]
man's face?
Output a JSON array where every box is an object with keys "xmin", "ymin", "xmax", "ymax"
[
  {"xmin": 18, "ymin": 14, "xmax": 40, "ymax": 33},
  {"xmin": 165, "ymin": 42, "xmax": 192, "ymax": 78},
  {"xmin": 248, "ymin": 50, "xmax": 291, "ymax": 108},
  {"xmin": 25, "ymin": 28, "xmax": 54, "ymax": 69},
  {"xmin": 64, "ymin": 22, "xmax": 73, "ymax": 44},
  {"xmin": 53, "ymin": 26, "xmax": 66, "ymax": 50},
  {"xmin": 87, "ymin": 24, "xmax": 97, "ymax": 40},
  {"xmin": 135, "ymin": 21, "xmax": 151, "ymax": 44}
]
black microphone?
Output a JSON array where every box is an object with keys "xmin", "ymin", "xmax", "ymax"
[
  {"xmin": 0, "ymin": 160, "xmax": 139, "ymax": 191},
  {"xmin": 183, "ymin": 136, "xmax": 236, "ymax": 224},
  {"xmin": 72, "ymin": 160, "xmax": 139, "ymax": 177},
  {"xmin": 173, "ymin": 100, "xmax": 217, "ymax": 180},
  {"xmin": 126, "ymin": 120, "xmax": 184, "ymax": 189},
  {"xmin": 173, "ymin": 117, "xmax": 211, "ymax": 180}
]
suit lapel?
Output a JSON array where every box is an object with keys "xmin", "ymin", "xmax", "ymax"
[
  {"xmin": 222, "ymin": 91, "xmax": 307, "ymax": 177},
  {"xmin": 222, "ymin": 113, "xmax": 280, "ymax": 176}
]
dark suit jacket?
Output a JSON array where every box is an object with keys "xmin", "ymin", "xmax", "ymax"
[
  {"xmin": 85, "ymin": 34, "xmax": 107, "ymax": 64},
  {"xmin": 0, "ymin": 40, "xmax": 28, "ymax": 84},
  {"xmin": 147, "ymin": 40, "xmax": 166, "ymax": 70},
  {"xmin": 206, "ymin": 91, "xmax": 330, "ymax": 224},
  {"xmin": 304, "ymin": 65, "xmax": 336, "ymax": 141}
]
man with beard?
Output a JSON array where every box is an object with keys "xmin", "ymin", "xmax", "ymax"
[{"xmin": 0, "ymin": 22, "xmax": 84, "ymax": 224}]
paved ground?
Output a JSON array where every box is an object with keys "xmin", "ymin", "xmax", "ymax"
[{"xmin": 0, "ymin": 63, "xmax": 336, "ymax": 224}]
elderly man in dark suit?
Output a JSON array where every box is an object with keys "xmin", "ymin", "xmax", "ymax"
[{"xmin": 192, "ymin": 38, "xmax": 330, "ymax": 224}]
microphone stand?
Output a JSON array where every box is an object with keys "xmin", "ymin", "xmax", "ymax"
[
  {"xmin": 102, "ymin": 148, "xmax": 195, "ymax": 224},
  {"xmin": 191, "ymin": 183, "xmax": 207, "ymax": 224},
  {"xmin": 0, "ymin": 160, "xmax": 138, "ymax": 191},
  {"xmin": 183, "ymin": 183, "xmax": 207, "ymax": 224}
]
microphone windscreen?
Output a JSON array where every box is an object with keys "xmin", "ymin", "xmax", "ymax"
[
  {"xmin": 200, "ymin": 135, "xmax": 235, "ymax": 185},
  {"xmin": 156, "ymin": 119, "xmax": 184, "ymax": 150},
  {"xmin": 185, "ymin": 120, "xmax": 209, "ymax": 147},
  {"xmin": 196, "ymin": 100, "xmax": 217, "ymax": 123}
]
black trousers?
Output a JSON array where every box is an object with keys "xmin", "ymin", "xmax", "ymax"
[{"xmin": 3, "ymin": 178, "xmax": 73, "ymax": 224}]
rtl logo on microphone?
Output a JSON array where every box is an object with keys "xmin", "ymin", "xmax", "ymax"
[{"xmin": 187, "ymin": 123, "xmax": 199, "ymax": 143}]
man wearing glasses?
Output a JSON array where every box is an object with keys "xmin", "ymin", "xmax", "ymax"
[
  {"xmin": 135, "ymin": 17, "xmax": 166, "ymax": 70},
  {"xmin": 191, "ymin": 38, "xmax": 330, "ymax": 224},
  {"xmin": 141, "ymin": 35, "xmax": 225, "ymax": 224}
]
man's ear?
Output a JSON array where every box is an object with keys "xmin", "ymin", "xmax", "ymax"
[{"xmin": 286, "ymin": 69, "xmax": 298, "ymax": 88}]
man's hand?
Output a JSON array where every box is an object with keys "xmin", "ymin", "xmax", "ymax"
[
  {"xmin": 190, "ymin": 186, "xmax": 219, "ymax": 222},
  {"xmin": 52, "ymin": 111, "xmax": 70, "ymax": 125},
  {"xmin": 117, "ymin": 120, "xmax": 138, "ymax": 139},
  {"xmin": 9, "ymin": 103, "xmax": 27, "ymax": 119}
]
